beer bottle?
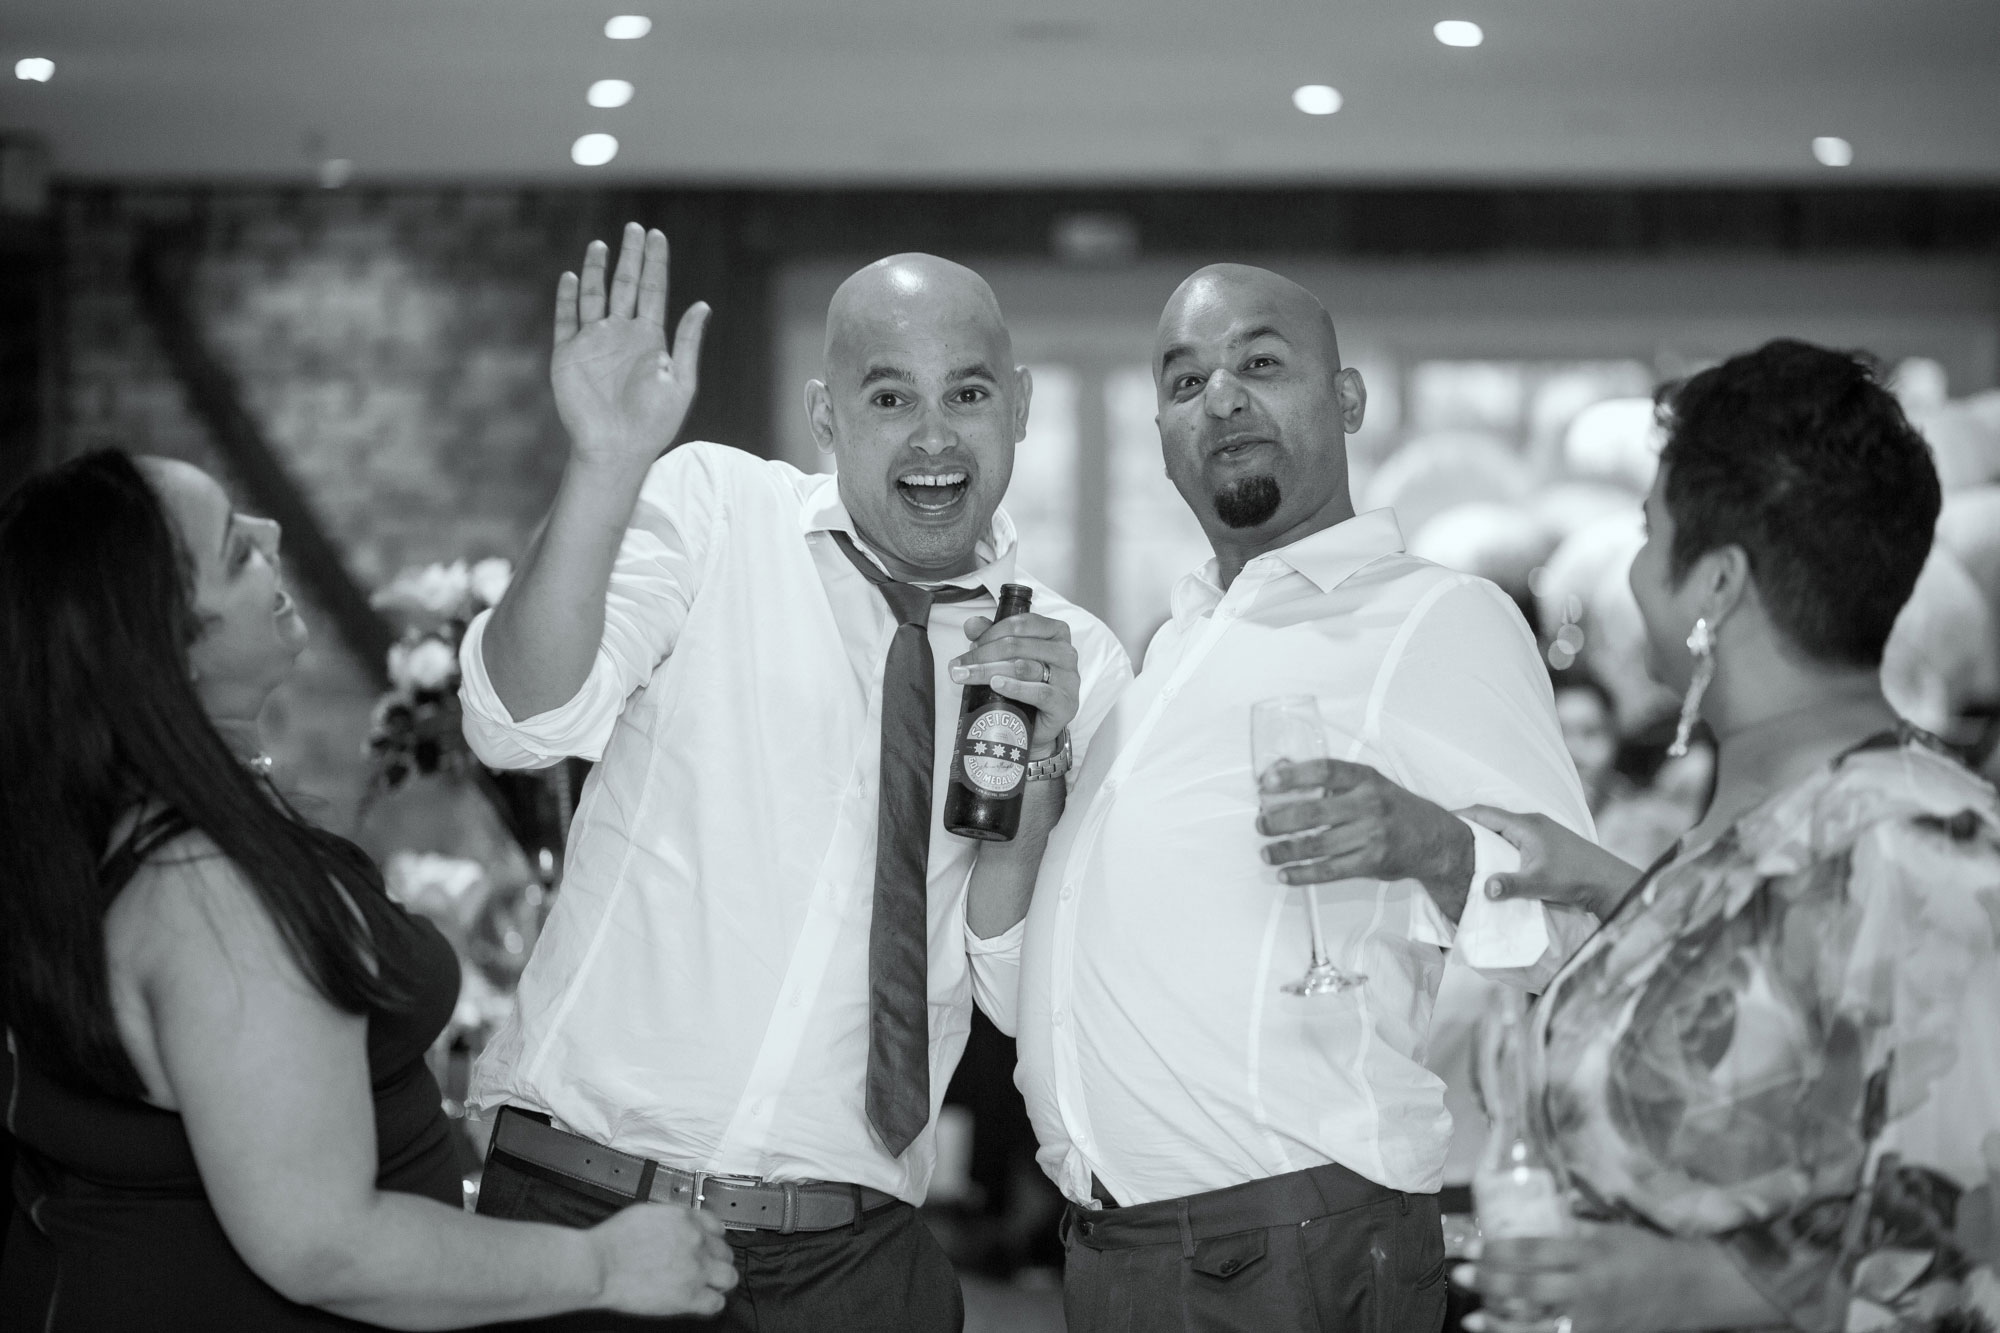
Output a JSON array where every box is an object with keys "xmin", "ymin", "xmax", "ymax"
[{"xmin": 943, "ymin": 583, "xmax": 1037, "ymax": 842}]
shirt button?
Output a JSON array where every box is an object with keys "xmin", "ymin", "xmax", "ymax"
[
  {"xmin": 1160, "ymin": 684, "xmax": 1178, "ymax": 701},
  {"xmin": 1060, "ymin": 886, "xmax": 1074, "ymax": 902},
  {"xmin": 1053, "ymin": 1010, "xmax": 1065, "ymax": 1027}
]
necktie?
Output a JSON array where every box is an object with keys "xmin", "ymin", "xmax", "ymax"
[{"xmin": 830, "ymin": 531, "xmax": 984, "ymax": 1157}]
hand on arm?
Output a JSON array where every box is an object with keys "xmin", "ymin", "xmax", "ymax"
[
  {"xmin": 954, "ymin": 610, "xmax": 1080, "ymax": 940},
  {"xmin": 132, "ymin": 850, "xmax": 735, "ymax": 1328},
  {"xmin": 1459, "ymin": 805, "xmax": 1641, "ymax": 921},
  {"xmin": 481, "ymin": 223, "xmax": 710, "ymax": 721},
  {"xmin": 1257, "ymin": 758, "xmax": 1476, "ymax": 920}
]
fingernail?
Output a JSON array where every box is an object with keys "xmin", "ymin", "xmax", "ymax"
[
  {"xmin": 949, "ymin": 666, "xmax": 968, "ymax": 682},
  {"xmin": 1487, "ymin": 880, "xmax": 1502, "ymax": 898}
]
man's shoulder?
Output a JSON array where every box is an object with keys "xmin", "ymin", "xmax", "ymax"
[
  {"xmin": 1357, "ymin": 553, "xmax": 1520, "ymax": 623},
  {"xmin": 639, "ymin": 442, "xmax": 815, "ymax": 522}
]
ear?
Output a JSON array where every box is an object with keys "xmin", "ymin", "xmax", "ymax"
[
  {"xmin": 1336, "ymin": 366, "xmax": 1367, "ymax": 435},
  {"xmin": 1011, "ymin": 365, "xmax": 1034, "ymax": 444},
  {"xmin": 804, "ymin": 379, "xmax": 836, "ymax": 454},
  {"xmin": 1696, "ymin": 543, "xmax": 1752, "ymax": 629}
]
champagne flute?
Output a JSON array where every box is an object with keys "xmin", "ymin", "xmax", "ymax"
[{"xmin": 1251, "ymin": 695, "xmax": 1366, "ymax": 995}]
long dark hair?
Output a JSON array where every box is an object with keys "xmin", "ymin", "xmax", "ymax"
[{"xmin": 0, "ymin": 450, "xmax": 416, "ymax": 1097}]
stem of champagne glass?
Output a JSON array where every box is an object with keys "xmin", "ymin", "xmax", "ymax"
[{"xmin": 1303, "ymin": 886, "xmax": 1330, "ymax": 967}]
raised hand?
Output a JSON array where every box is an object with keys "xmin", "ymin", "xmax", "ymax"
[
  {"xmin": 551, "ymin": 222, "xmax": 711, "ymax": 473},
  {"xmin": 589, "ymin": 1202, "xmax": 738, "ymax": 1317}
]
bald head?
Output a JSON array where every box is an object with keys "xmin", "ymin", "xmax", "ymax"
[
  {"xmin": 1151, "ymin": 263, "xmax": 1365, "ymax": 580},
  {"xmin": 805, "ymin": 253, "xmax": 1031, "ymax": 582},
  {"xmin": 824, "ymin": 253, "xmax": 1012, "ymax": 379},
  {"xmin": 1156, "ymin": 264, "xmax": 1341, "ymax": 376}
]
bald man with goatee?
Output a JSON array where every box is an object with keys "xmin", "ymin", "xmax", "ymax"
[
  {"xmin": 459, "ymin": 225, "xmax": 1128, "ymax": 1329},
  {"xmin": 1014, "ymin": 265, "xmax": 1597, "ymax": 1332}
]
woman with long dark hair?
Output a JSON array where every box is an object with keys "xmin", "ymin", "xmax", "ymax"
[{"xmin": 0, "ymin": 450, "xmax": 737, "ymax": 1329}]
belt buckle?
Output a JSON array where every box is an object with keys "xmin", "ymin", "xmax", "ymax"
[{"xmin": 692, "ymin": 1169, "xmax": 766, "ymax": 1231}]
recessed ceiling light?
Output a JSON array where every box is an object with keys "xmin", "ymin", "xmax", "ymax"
[
  {"xmin": 587, "ymin": 79, "xmax": 635, "ymax": 108},
  {"xmin": 1812, "ymin": 136, "xmax": 1854, "ymax": 167},
  {"xmin": 14, "ymin": 57, "xmax": 54, "ymax": 82},
  {"xmin": 1434, "ymin": 20, "xmax": 1484, "ymax": 47},
  {"xmin": 1292, "ymin": 85, "xmax": 1343, "ymax": 116},
  {"xmin": 318, "ymin": 158, "xmax": 354, "ymax": 189},
  {"xmin": 571, "ymin": 133, "xmax": 619, "ymax": 166},
  {"xmin": 604, "ymin": 15, "xmax": 651, "ymax": 39}
]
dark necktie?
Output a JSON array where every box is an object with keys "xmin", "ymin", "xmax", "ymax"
[{"xmin": 830, "ymin": 531, "xmax": 984, "ymax": 1157}]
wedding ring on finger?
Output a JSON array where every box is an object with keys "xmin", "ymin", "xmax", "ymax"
[{"xmin": 1040, "ymin": 662, "xmax": 1052, "ymax": 684}]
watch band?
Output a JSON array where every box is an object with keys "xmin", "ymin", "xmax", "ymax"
[{"xmin": 1026, "ymin": 728, "xmax": 1072, "ymax": 782}]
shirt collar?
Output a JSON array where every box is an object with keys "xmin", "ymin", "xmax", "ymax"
[
  {"xmin": 1171, "ymin": 508, "xmax": 1405, "ymax": 622},
  {"xmin": 798, "ymin": 470, "xmax": 1019, "ymax": 595}
]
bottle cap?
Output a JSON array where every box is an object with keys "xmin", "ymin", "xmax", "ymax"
[{"xmin": 995, "ymin": 583, "xmax": 1033, "ymax": 619}]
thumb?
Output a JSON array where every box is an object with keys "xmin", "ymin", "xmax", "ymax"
[
  {"xmin": 963, "ymin": 615, "xmax": 994, "ymax": 640},
  {"xmin": 1483, "ymin": 871, "xmax": 1526, "ymax": 902},
  {"xmin": 671, "ymin": 300, "xmax": 711, "ymax": 373}
]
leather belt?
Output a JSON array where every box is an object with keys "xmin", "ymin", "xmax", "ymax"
[{"xmin": 490, "ymin": 1107, "xmax": 897, "ymax": 1233}]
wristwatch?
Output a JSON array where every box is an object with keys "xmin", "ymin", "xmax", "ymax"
[{"xmin": 1025, "ymin": 728, "xmax": 1072, "ymax": 782}]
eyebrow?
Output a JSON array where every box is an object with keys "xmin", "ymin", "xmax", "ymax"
[
  {"xmin": 1157, "ymin": 326, "xmax": 1292, "ymax": 374},
  {"xmin": 859, "ymin": 364, "xmax": 916, "ymax": 389},
  {"xmin": 945, "ymin": 362, "xmax": 998, "ymax": 384}
]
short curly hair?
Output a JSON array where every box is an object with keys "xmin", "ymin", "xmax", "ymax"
[{"xmin": 1656, "ymin": 339, "xmax": 1940, "ymax": 668}]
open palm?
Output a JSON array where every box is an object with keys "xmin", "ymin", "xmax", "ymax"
[{"xmin": 551, "ymin": 222, "xmax": 710, "ymax": 471}]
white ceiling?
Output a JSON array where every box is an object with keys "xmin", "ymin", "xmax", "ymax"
[{"xmin": 3, "ymin": 0, "xmax": 1997, "ymax": 184}]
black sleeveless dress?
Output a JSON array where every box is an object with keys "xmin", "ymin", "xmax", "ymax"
[{"xmin": 1, "ymin": 813, "xmax": 466, "ymax": 1331}]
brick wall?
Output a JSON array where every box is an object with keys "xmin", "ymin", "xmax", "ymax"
[{"xmin": 58, "ymin": 187, "xmax": 609, "ymax": 831}]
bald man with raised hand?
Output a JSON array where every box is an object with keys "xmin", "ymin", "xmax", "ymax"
[
  {"xmin": 458, "ymin": 225, "xmax": 1129, "ymax": 1330},
  {"xmin": 1014, "ymin": 265, "xmax": 1596, "ymax": 1333}
]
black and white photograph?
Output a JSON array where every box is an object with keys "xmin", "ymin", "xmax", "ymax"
[{"xmin": 3, "ymin": 4, "xmax": 1998, "ymax": 1330}]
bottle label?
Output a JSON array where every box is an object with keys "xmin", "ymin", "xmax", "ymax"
[
  {"xmin": 1472, "ymin": 1166, "xmax": 1570, "ymax": 1239},
  {"xmin": 960, "ymin": 708, "xmax": 1030, "ymax": 796}
]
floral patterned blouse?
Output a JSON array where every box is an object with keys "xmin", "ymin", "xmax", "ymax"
[{"xmin": 1528, "ymin": 728, "xmax": 2000, "ymax": 1332}]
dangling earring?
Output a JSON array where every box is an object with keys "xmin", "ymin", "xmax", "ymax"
[{"xmin": 1668, "ymin": 617, "xmax": 1714, "ymax": 758}]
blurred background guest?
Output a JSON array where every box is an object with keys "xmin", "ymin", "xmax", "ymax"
[
  {"xmin": 1461, "ymin": 340, "xmax": 2000, "ymax": 1332},
  {"xmin": 0, "ymin": 452, "xmax": 735, "ymax": 1330}
]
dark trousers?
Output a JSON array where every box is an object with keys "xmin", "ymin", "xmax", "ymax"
[
  {"xmin": 1061, "ymin": 1162, "xmax": 1447, "ymax": 1333},
  {"xmin": 474, "ymin": 1149, "xmax": 964, "ymax": 1333}
]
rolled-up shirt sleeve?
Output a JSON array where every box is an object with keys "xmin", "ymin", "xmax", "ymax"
[
  {"xmin": 459, "ymin": 448, "xmax": 718, "ymax": 769},
  {"xmin": 1382, "ymin": 576, "xmax": 1598, "ymax": 991},
  {"xmin": 963, "ymin": 615, "xmax": 1133, "ymax": 1035}
]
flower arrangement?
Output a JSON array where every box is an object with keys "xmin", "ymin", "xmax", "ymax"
[{"xmin": 365, "ymin": 557, "xmax": 512, "ymax": 789}]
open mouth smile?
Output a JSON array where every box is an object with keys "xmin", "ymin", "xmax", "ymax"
[{"xmin": 896, "ymin": 469, "xmax": 971, "ymax": 515}]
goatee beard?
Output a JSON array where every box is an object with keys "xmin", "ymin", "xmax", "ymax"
[{"xmin": 1214, "ymin": 475, "xmax": 1281, "ymax": 529}]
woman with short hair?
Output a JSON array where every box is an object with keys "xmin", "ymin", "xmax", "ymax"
[{"xmin": 1462, "ymin": 340, "xmax": 2000, "ymax": 1332}]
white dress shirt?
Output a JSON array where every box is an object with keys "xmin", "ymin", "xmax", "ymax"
[
  {"xmin": 460, "ymin": 443, "xmax": 1130, "ymax": 1204},
  {"xmin": 1015, "ymin": 509, "xmax": 1595, "ymax": 1207}
]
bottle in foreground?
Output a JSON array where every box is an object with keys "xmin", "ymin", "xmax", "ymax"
[
  {"xmin": 1472, "ymin": 987, "xmax": 1572, "ymax": 1333},
  {"xmin": 943, "ymin": 583, "xmax": 1036, "ymax": 842}
]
